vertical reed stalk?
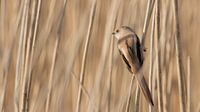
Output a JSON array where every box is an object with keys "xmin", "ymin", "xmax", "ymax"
[
  {"xmin": 173, "ymin": 0, "xmax": 186, "ymax": 111},
  {"xmin": 141, "ymin": 0, "xmax": 155, "ymax": 45},
  {"xmin": 149, "ymin": 6, "xmax": 155, "ymax": 112},
  {"xmin": 45, "ymin": 0, "xmax": 67, "ymax": 111},
  {"xmin": 174, "ymin": 21, "xmax": 186, "ymax": 112},
  {"xmin": 13, "ymin": 1, "xmax": 24, "ymax": 111},
  {"xmin": 45, "ymin": 36, "xmax": 59, "ymax": 112},
  {"xmin": 88, "ymin": 0, "xmax": 120, "ymax": 111},
  {"xmin": 155, "ymin": 0, "xmax": 163, "ymax": 111},
  {"xmin": 134, "ymin": 85, "xmax": 140, "ymax": 112},
  {"xmin": 75, "ymin": 1, "xmax": 96, "ymax": 112},
  {"xmin": 19, "ymin": 0, "xmax": 30, "ymax": 111},
  {"xmin": 107, "ymin": 18, "xmax": 117, "ymax": 111},
  {"xmin": 0, "ymin": 0, "xmax": 6, "ymax": 111},
  {"xmin": 125, "ymin": 76, "xmax": 135, "ymax": 112},
  {"xmin": 187, "ymin": 56, "xmax": 190, "ymax": 112},
  {"xmin": 26, "ymin": 1, "xmax": 42, "ymax": 111}
]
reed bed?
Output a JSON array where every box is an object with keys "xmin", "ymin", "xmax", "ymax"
[{"xmin": 0, "ymin": 0, "xmax": 199, "ymax": 112}]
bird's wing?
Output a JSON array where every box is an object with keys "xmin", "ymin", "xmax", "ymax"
[
  {"xmin": 118, "ymin": 49, "xmax": 132, "ymax": 73},
  {"xmin": 125, "ymin": 37, "xmax": 141, "ymax": 72},
  {"xmin": 125, "ymin": 36, "xmax": 154, "ymax": 106},
  {"xmin": 135, "ymin": 36, "xmax": 144, "ymax": 65},
  {"xmin": 126, "ymin": 35, "xmax": 144, "ymax": 65}
]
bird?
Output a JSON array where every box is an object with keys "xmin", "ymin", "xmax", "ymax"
[{"xmin": 112, "ymin": 26, "xmax": 154, "ymax": 106}]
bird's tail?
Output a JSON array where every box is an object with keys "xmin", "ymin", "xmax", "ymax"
[{"xmin": 135, "ymin": 73, "xmax": 154, "ymax": 106}]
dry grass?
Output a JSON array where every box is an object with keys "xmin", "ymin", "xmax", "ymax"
[{"xmin": 0, "ymin": 0, "xmax": 200, "ymax": 112}]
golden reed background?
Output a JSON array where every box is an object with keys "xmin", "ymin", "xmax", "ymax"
[{"xmin": 0, "ymin": 0, "xmax": 200, "ymax": 112}]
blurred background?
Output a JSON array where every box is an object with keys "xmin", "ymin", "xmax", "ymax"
[{"xmin": 0, "ymin": 0, "xmax": 200, "ymax": 112}]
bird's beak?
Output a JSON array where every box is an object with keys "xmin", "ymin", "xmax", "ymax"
[{"xmin": 112, "ymin": 32, "xmax": 115, "ymax": 35}]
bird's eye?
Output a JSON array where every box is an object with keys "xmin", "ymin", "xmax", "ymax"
[{"xmin": 116, "ymin": 30, "xmax": 119, "ymax": 33}]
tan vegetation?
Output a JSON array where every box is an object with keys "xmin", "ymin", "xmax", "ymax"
[{"xmin": 0, "ymin": 0, "xmax": 200, "ymax": 112}]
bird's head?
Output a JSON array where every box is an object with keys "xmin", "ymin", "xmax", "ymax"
[{"xmin": 112, "ymin": 26, "xmax": 135, "ymax": 40}]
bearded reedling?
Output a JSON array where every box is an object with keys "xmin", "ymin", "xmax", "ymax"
[{"xmin": 112, "ymin": 26, "xmax": 154, "ymax": 106}]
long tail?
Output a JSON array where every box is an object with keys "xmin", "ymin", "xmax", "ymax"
[{"xmin": 135, "ymin": 74, "xmax": 154, "ymax": 106}]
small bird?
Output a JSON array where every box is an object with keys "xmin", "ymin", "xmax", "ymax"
[{"xmin": 112, "ymin": 26, "xmax": 154, "ymax": 106}]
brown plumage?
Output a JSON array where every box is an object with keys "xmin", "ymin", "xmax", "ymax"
[{"xmin": 112, "ymin": 26, "xmax": 154, "ymax": 106}]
